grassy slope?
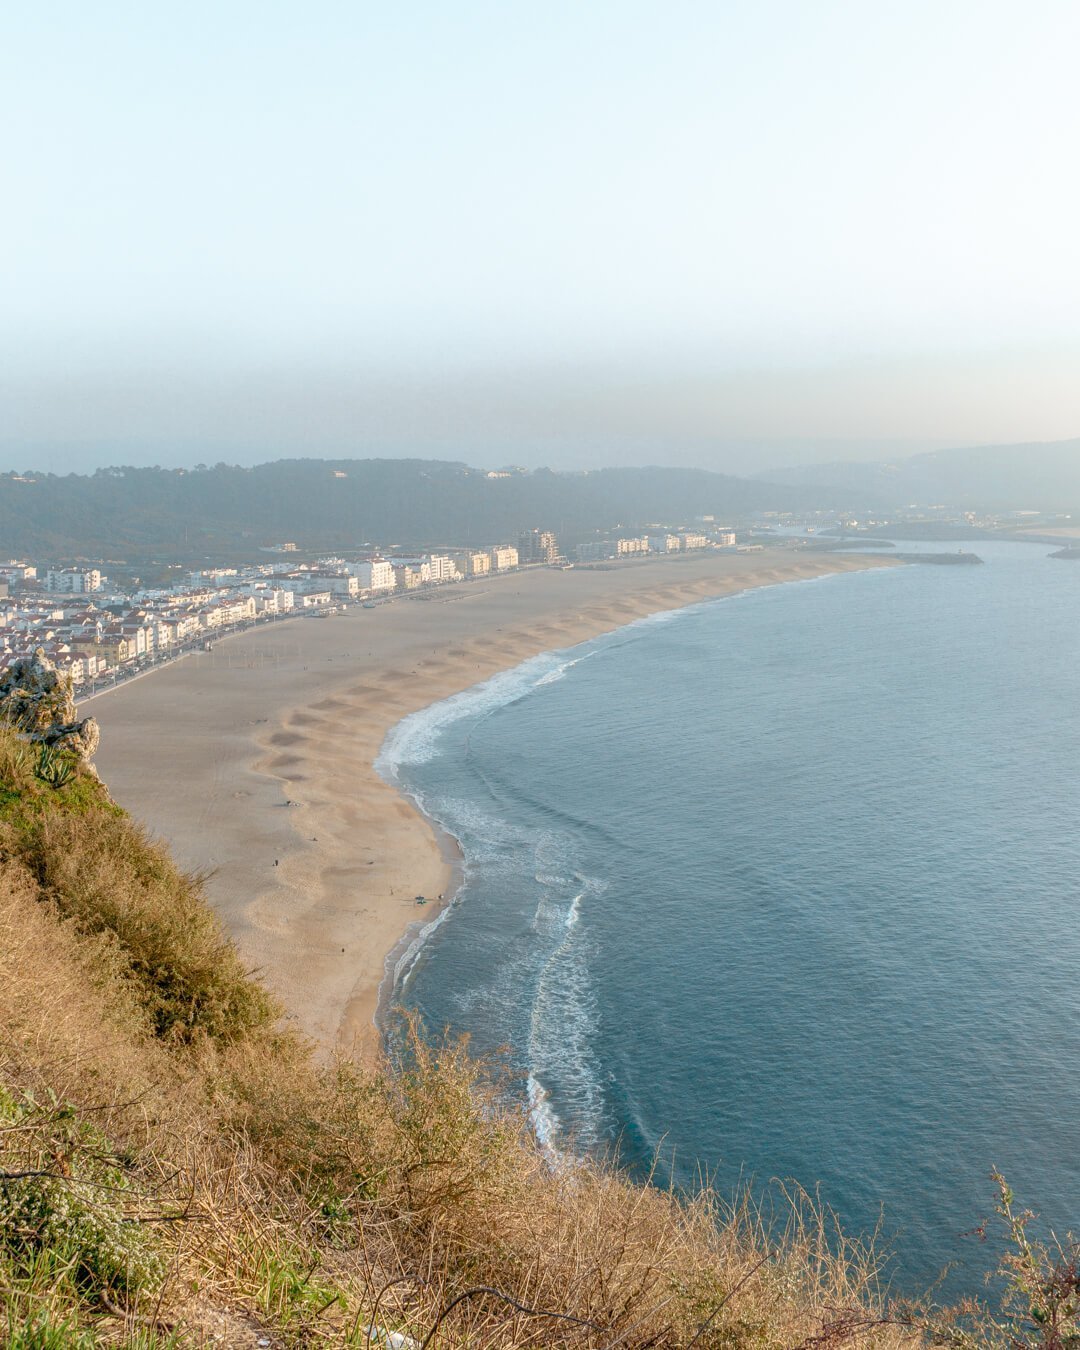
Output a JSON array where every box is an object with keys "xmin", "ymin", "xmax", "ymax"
[{"xmin": 0, "ymin": 728, "xmax": 1049, "ymax": 1348}]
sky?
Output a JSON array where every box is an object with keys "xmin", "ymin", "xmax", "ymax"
[{"xmin": 4, "ymin": 0, "xmax": 1080, "ymax": 476}]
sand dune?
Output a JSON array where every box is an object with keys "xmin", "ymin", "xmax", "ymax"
[{"xmin": 90, "ymin": 550, "xmax": 897, "ymax": 1059}]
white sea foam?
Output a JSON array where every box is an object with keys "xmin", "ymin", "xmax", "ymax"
[
  {"xmin": 377, "ymin": 579, "xmax": 782, "ymax": 782},
  {"xmin": 626, "ymin": 604, "xmax": 685, "ymax": 626},
  {"xmin": 375, "ymin": 654, "xmax": 556, "ymax": 778},
  {"xmin": 564, "ymin": 886, "xmax": 585, "ymax": 932},
  {"xmin": 383, "ymin": 559, "xmax": 919, "ymax": 1188},
  {"xmin": 375, "ymin": 591, "xmax": 767, "ymax": 783},
  {"xmin": 375, "ymin": 647, "xmax": 600, "ymax": 782},
  {"xmin": 390, "ymin": 897, "xmax": 457, "ymax": 993},
  {"xmin": 524, "ymin": 872, "xmax": 609, "ymax": 1155},
  {"xmin": 381, "ymin": 566, "xmax": 880, "ymax": 1116},
  {"xmin": 379, "ymin": 565, "xmax": 885, "ymax": 783},
  {"xmin": 534, "ymin": 649, "xmax": 598, "ymax": 686},
  {"xmin": 527, "ymin": 1073, "xmax": 562, "ymax": 1154}
]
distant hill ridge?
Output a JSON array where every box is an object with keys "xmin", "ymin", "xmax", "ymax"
[
  {"xmin": 0, "ymin": 458, "xmax": 836, "ymax": 562},
  {"xmin": 5, "ymin": 441, "xmax": 1074, "ymax": 564},
  {"xmin": 758, "ymin": 438, "xmax": 1080, "ymax": 511}
]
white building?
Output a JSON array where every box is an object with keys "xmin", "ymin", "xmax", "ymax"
[
  {"xmin": 647, "ymin": 535, "xmax": 681, "ymax": 554},
  {"xmin": 489, "ymin": 545, "xmax": 519, "ymax": 571},
  {"xmin": 67, "ymin": 650, "xmax": 108, "ymax": 684},
  {"xmin": 119, "ymin": 622, "xmax": 154, "ymax": 657},
  {"xmin": 615, "ymin": 537, "xmax": 649, "ymax": 557},
  {"xmin": 251, "ymin": 587, "xmax": 295, "ymax": 615},
  {"xmin": 426, "ymin": 554, "xmax": 460, "ymax": 583},
  {"xmin": 171, "ymin": 613, "xmax": 205, "ymax": 641},
  {"xmin": 678, "ymin": 533, "xmax": 709, "ymax": 551},
  {"xmin": 325, "ymin": 575, "xmax": 360, "ymax": 598},
  {"xmin": 200, "ymin": 596, "xmax": 257, "ymax": 628},
  {"xmin": 46, "ymin": 568, "xmax": 102, "ymax": 594},
  {"xmin": 350, "ymin": 559, "xmax": 396, "ymax": 592},
  {"xmin": 392, "ymin": 562, "xmax": 429, "ymax": 590},
  {"xmin": 299, "ymin": 571, "xmax": 359, "ymax": 598},
  {"xmin": 0, "ymin": 563, "xmax": 37, "ymax": 585},
  {"xmin": 460, "ymin": 551, "xmax": 491, "ymax": 577}
]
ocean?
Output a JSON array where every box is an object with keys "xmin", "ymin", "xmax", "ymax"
[{"xmin": 376, "ymin": 541, "xmax": 1080, "ymax": 1296}]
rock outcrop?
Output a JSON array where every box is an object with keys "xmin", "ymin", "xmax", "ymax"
[{"xmin": 0, "ymin": 648, "xmax": 101, "ymax": 771}]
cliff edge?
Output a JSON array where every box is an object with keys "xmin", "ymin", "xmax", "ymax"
[{"xmin": 0, "ymin": 702, "xmax": 1062, "ymax": 1346}]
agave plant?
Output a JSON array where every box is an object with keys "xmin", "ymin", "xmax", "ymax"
[{"xmin": 35, "ymin": 742, "xmax": 75, "ymax": 789}]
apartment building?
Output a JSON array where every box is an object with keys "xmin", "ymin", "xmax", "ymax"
[
  {"xmin": 392, "ymin": 562, "xmax": 427, "ymax": 590},
  {"xmin": 46, "ymin": 568, "xmax": 103, "ymax": 593},
  {"xmin": 489, "ymin": 546, "xmax": 519, "ymax": 571},
  {"xmin": 647, "ymin": 535, "xmax": 681, "ymax": 554},
  {"xmin": 350, "ymin": 559, "xmax": 396, "ymax": 592},
  {"xmin": 426, "ymin": 554, "xmax": 460, "ymax": 583},
  {"xmin": 460, "ymin": 551, "xmax": 491, "ymax": 577},
  {"xmin": 250, "ymin": 588, "xmax": 296, "ymax": 615},
  {"xmin": 615, "ymin": 537, "xmax": 649, "ymax": 557},
  {"xmin": 518, "ymin": 530, "xmax": 558, "ymax": 564}
]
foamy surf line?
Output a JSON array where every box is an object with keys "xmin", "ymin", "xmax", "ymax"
[
  {"xmin": 370, "ymin": 561, "xmax": 899, "ymax": 1063},
  {"xmin": 375, "ymin": 648, "xmax": 597, "ymax": 780},
  {"xmin": 525, "ymin": 873, "xmax": 607, "ymax": 1163},
  {"xmin": 372, "ymin": 572, "xmax": 849, "ymax": 785},
  {"xmin": 371, "ymin": 639, "xmax": 623, "ymax": 1031}
]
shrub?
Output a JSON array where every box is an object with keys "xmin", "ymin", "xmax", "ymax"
[
  {"xmin": 4, "ymin": 808, "xmax": 278, "ymax": 1044},
  {"xmin": 0, "ymin": 1086, "xmax": 164, "ymax": 1312},
  {"xmin": 923, "ymin": 1174, "xmax": 1080, "ymax": 1349},
  {"xmin": 33, "ymin": 744, "xmax": 75, "ymax": 790}
]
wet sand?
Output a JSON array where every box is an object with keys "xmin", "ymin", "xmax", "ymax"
[{"xmin": 90, "ymin": 550, "xmax": 898, "ymax": 1058}]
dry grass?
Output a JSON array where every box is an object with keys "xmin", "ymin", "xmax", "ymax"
[
  {"xmin": 0, "ymin": 855, "xmax": 165, "ymax": 1117},
  {"xmin": 2, "ymin": 806, "xmax": 278, "ymax": 1044},
  {"xmin": 0, "ymin": 722, "xmax": 961, "ymax": 1346}
]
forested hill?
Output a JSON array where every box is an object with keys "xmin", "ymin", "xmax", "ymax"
[{"xmin": 0, "ymin": 459, "xmax": 842, "ymax": 561}]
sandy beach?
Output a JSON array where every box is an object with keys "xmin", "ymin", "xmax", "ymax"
[{"xmin": 90, "ymin": 550, "xmax": 897, "ymax": 1058}]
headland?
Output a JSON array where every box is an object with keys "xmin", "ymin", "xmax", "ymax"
[{"xmin": 90, "ymin": 549, "xmax": 898, "ymax": 1058}]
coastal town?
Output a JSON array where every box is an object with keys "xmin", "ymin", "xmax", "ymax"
[
  {"xmin": 0, "ymin": 521, "xmax": 746, "ymax": 694},
  {"xmin": 2, "ymin": 487, "xmax": 1068, "ymax": 697}
]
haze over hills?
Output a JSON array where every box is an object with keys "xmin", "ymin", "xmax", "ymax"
[
  {"xmin": 0, "ymin": 459, "xmax": 846, "ymax": 562},
  {"xmin": 5, "ymin": 444, "xmax": 1073, "ymax": 566},
  {"xmin": 759, "ymin": 439, "xmax": 1080, "ymax": 512}
]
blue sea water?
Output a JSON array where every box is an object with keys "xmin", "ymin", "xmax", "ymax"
[{"xmin": 377, "ymin": 542, "xmax": 1080, "ymax": 1295}]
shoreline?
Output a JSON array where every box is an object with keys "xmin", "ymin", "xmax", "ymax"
[
  {"xmin": 367, "ymin": 562, "xmax": 882, "ymax": 1043},
  {"xmin": 370, "ymin": 794, "xmax": 464, "ymax": 1042},
  {"xmin": 91, "ymin": 550, "xmax": 900, "ymax": 1060}
]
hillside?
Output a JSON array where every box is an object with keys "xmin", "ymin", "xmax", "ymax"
[
  {"xmin": 758, "ymin": 439, "xmax": 1080, "ymax": 512},
  {"xmin": 1, "ymin": 460, "xmax": 836, "ymax": 564},
  {"xmin": 0, "ymin": 670, "xmax": 1069, "ymax": 1345}
]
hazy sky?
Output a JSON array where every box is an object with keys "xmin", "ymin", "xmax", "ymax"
[{"xmin": 5, "ymin": 1, "xmax": 1080, "ymax": 475}]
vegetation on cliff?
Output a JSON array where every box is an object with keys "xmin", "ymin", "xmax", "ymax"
[{"xmin": 0, "ymin": 721, "xmax": 1074, "ymax": 1346}]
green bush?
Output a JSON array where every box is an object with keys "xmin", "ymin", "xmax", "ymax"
[
  {"xmin": 0, "ymin": 1086, "xmax": 164, "ymax": 1315},
  {"xmin": 33, "ymin": 744, "xmax": 75, "ymax": 790}
]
